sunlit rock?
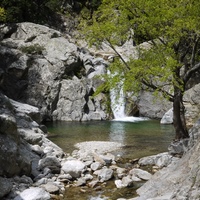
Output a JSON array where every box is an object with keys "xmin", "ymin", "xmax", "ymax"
[
  {"xmin": 14, "ymin": 187, "xmax": 50, "ymax": 200},
  {"xmin": 98, "ymin": 167, "xmax": 114, "ymax": 182},
  {"xmin": 129, "ymin": 168, "xmax": 152, "ymax": 181},
  {"xmin": 62, "ymin": 160, "xmax": 86, "ymax": 178}
]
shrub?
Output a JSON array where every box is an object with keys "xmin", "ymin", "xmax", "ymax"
[{"xmin": 20, "ymin": 44, "xmax": 45, "ymax": 55}]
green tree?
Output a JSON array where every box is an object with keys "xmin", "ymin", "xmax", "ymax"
[
  {"xmin": 0, "ymin": 0, "xmax": 63, "ymax": 23},
  {"xmin": 81, "ymin": 0, "xmax": 200, "ymax": 140},
  {"xmin": 0, "ymin": 7, "xmax": 6, "ymax": 22}
]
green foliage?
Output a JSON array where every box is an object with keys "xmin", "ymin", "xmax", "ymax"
[
  {"xmin": 81, "ymin": 0, "xmax": 200, "ymax": 138},
  {"xmin": 1, "ymin": 0, "xmax": 63, "ymax": 23},
  {"xmin": 0, "ymin": 0, "xmax": 101, "ymax": 25},
  {"xmin": 81, "ymin": 0, "xmax": 200, "ymax": 100},
  {"xmin": 80, "ymin": 7, "xmax": 91, "ymax": 20},
  {"xmin": 20, "ymin": 44, "xmax": 45, "ymax": 55},
  {"xmin": 0, "ymin": 7, "xmax": 6, "ymax": 22},
  {"xmin": 68, "ymin": 0, "xmax": 101, "ymax": 14},
  {"xmin": 46, "ymin": 0, "xmax": 63, "ymax": 12}
]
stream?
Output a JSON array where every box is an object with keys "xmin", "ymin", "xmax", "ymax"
[{"xmin": 46, "ymin": 119, "xmax": 174, "ymax": 199}]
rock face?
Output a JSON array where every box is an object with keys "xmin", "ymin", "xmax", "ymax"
[
  {"xmin": 0, "ymin": 22, "xmax": 177, "ymax": 122},
  {"xmin": 184, "ymin": 83, "xmax": 200, "ymax": 127},
  {"xmin": 0, "ymin": 93, "xmax": 66, "ymax": 199},
  {"xmin": 134, "ymin": 119, "xmax": 200, "ymax": 200},
  {"xmin": 161, "ymin": 83, "xmax": 200, "ymax": 126},
  {"xmin": 0, "ymin": 23, "xmax": 108, "ymax": 122},
  {"xmin": 137, "ymin": 91, "xmax": 172, "ymax": 119},
  {"xmin": 0, "ymin": 93, "xmax": 32, "ymax": 177}
]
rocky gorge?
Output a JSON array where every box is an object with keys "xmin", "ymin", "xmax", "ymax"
[
  {"xmin": 1, "ymin": 22, "xmax": 200, "ymax": 199},
  {"xmin": 0, "ymin": 92, "xmax": 179, "ymax": 200},
  {"xmin": 0, "ymin": 92, "xmax": 173, "ymax": 200}
]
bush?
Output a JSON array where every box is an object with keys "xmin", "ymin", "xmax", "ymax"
[
  {"xmin": 0, "ymin": 7, "xmax": 6, "ymax": 22},
  {"xmin": 20, "ymin": 44, "xmax": 45, "ymax": 55}
]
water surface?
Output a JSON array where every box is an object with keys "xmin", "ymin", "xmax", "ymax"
[
  {"xmin": 46, "ymin": 119, "xmax": 174, "ymax": 200},
  {"xmin": 46, "ymin": 119, "xmax": 174, "ymax": 159}
]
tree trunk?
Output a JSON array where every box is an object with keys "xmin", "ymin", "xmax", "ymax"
[{"xmin": 173, "ymin": 87, "xmax": 189, "ymax": 140}]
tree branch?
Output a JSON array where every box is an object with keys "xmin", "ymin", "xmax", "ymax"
[
  {"xmin": 190, "ymin": 35, "xmax": 199, "ymax": 66},
  {"xmin": 105, "ymin": 38, "xmax": 130, "ymax": 70},
  {"xmin": 184, "ymin": 62, "xmax": 200, "ymax": 83},
  {"xmin": 158, "ymin": 37, "xmax": 167, "ymax": 45},
  {"xmin": 142, "ymin": 80, "xmax": 174, "ymax": 102}
]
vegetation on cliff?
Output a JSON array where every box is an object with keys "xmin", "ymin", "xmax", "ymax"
[
  {"xmin": 0, "ymin": 0, "xmax": 100, "ymax": 24},
  {"xmin": 0, "ymin": 7, "xmax": 6, "ymax": 22}
]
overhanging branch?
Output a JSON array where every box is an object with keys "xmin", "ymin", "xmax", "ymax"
[
  {"xmin": 184, "ymin": 62, "xmax": 200, "ymax": 83},
  {"xmin": 190, "ymin": 35, "xmax": 200, "ymax": 66},
  {"xmin": 142, "ymin": 80, "xmax": 174, "ymax": 102},
  {"xmin": 105, "ymin": 38, "xmax": 131, "ymax": 70}
]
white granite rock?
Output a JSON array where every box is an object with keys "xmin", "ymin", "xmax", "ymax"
[
  {"xmin": 14, "ymin": 187, "xmax": 50, "ymax": 200},
  {"xmin": 62, "ymin": 160, "xmax": 86, "ymax": 178}
]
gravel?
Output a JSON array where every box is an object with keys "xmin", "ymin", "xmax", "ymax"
[{"xmin": 74, "ymin": 141, "xmax": 124, "ymax": 154}]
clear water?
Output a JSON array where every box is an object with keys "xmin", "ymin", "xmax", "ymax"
[
  {"xmin": 46, "ymin": 119, "xmax": 174, "ymax": 159},
  {"xmin": 46, "ymin": 119, "xmax": 175, "ymax": 200}
]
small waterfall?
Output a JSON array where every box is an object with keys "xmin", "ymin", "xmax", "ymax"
[
  {"xmin": 110, "ymin": 81, "xmax": 126, "ymax": 119},
  {"xmin": 108, "ymin": 71, "xmax": 148, "ymax": 122}
]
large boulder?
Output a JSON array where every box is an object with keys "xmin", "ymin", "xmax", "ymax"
[
  {"xmin": 0, "ymin": 23, "xmax": 109, "ymax": 122},
  {"xmin": 160, "ymin": 108, "xmax": 173, "ymax": 124},
  {"xmin": 129, "ymin": 168, "xmax": 152, "ymax": 181},
  {"xmin": 137, "ymin": 90, "xmax": 172, "ymax": 119},
  {"xmin": 138, "ymin": 152, "xmax": 174, "ymax": 168}
]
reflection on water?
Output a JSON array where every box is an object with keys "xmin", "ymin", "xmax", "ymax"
[
  {"xmin": 112, "ymin": 116, "xmax": 149, "ymax": 122},
  {"xmin": 46, "ymin": 119, "xmax": 174, "ymax": 159},
  {"xmin": 109, "ymin": 122, "xmax": 125, "ymax": 144}
]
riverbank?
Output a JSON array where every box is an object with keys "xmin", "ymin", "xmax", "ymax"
[
  {"xmin": 2, "ymin": 92, "xmax": 200, "ymax": 200},
  {"xmin": 0, "ymin": 94, "xmax": 173, "ymax": 199}
]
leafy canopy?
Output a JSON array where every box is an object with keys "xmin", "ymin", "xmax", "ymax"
[
  {"xmin": 0, "ymin": 0, "xmax": 101, "ymax": 23},
  {"xmin": 81, "ymin": 0, "xmax": 200, "ymax": 99},
  {"xmin": 0, "ymin": 0, "xmax": 64, "ymax": 23}
]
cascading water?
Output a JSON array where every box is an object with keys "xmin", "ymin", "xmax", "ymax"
[
  {"xmin": 110, "ymin": 81, "xmax": 126, "ymax": 119},
  {"xmin": 108, "ymin": 71, "xmax": 148, "ymax": 122}
]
